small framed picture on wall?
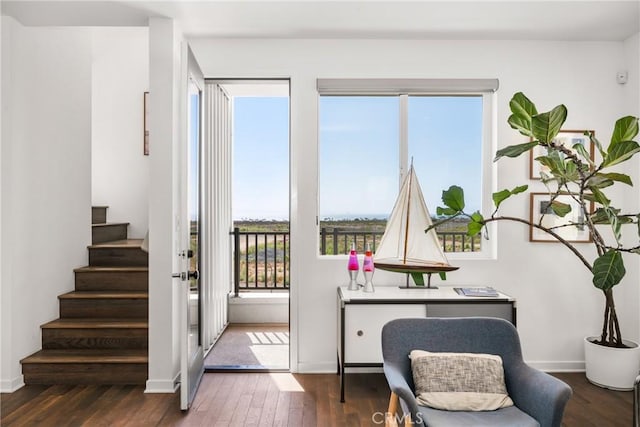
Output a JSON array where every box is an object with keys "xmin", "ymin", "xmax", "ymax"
[
  {"xmin": 529, "ymin": 130, "xmax": 594, "ymax": 180},
  {"xmin": 529, "ymin": 192, "xmax": 594, "ymax": 243}
]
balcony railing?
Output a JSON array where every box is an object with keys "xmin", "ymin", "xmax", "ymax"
[
  {"xmin": 233, "ymin": 228, "xmax": 290, "ymax": 295},
  {"xmin": 319, "ymin": 228, "xmax": 480, "ymax": 255},
  {"xmin": 232, "ymin": 227, "xmax": 479, "ymax": 294}
]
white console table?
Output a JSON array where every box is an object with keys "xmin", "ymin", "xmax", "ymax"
[{"xmin": 336, "ymin": 285, "xmax": 516, "ymax": 402}]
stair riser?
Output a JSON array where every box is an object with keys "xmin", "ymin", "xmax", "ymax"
[
  {"xmin": 89, "ymin": 248, "xmax": 148, "ymax": 267},
  {"xmin": 92, "ymin": 224, "xmax": 128, "ymax": 244},
  {"xmin": 42, "ymin": 329, "xmax": 148, "ymax": 350},
  {"xmin": 92, "ymin": 207, "xmax": 107, "ymax": 225},
  {"xmin": 75, "ymin": 271, "xmax": 148, "ymax": 291},
  {"xmin": 60, "ymin": 299, "xmax": 148, "ymax": 319},
  {"xmin": 22, "ymin": 363, "xmax": 147, "ymax": 385}
]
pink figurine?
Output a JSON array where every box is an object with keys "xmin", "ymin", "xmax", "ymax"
[
  {"xmin": 363, "ymin": 243, "xmax": 375, "ymax": 292},
  {"xmin": 347, "ymin": 242, "xmax": 359, "ymax": 290}
]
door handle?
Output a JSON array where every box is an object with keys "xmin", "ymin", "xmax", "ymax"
[{"xmin": 188, "ymin": 270, "xmax": 199, "ymax": 280}]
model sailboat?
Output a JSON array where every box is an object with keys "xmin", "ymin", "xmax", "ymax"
[{"xmin": 374, "ymin": 164, "xmax": 458, "ymax": 288}]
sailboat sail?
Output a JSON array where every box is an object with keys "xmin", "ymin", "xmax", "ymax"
[{"xmin": 374, "ymin": 165, "xmax": 458, "ymax": 273}]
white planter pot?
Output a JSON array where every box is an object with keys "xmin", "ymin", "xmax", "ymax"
[{"xmin": 584, "ymin": 336, "xmax": 640, "ymax": 391}]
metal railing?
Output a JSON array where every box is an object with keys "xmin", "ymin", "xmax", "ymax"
[
  {"xmin": 319, "ymin": 228, "xmax": 480, "ymax": 255},
  {"xmin": 231, "ymin": 227, "xmax": 479, "ymax": 294},
  {"xmin": 233, "ymin": 228, "xmax": 290, "ymax": 295}
]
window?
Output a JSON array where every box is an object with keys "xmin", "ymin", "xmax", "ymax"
[{"xmin": 318, "ymin": 79, "xmax": 496, "ymax": 257}]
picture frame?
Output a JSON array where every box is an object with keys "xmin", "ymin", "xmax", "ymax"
[
  {"xmin": 144, "ymin": 91, "xmax": 149, "ymax": 156},
  {"xmin": 529, "ymin": 192, "xmax": 594, "ymax": 243},
  {"xmin": 529, "ymin": 130, "xmax": 594, "ymax": 180}
]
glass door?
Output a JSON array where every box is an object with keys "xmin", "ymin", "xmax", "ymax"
[{"xmin": 181, "ymin": 45, "xmax": 205, "ymax": 410}]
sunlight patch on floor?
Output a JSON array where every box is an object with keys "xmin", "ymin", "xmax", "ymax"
[{"xmin": 269, "ymin": 373, "xmax": 305, "ymax": 392}]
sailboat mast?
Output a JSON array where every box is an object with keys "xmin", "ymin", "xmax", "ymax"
[{"xmin": 402, "ymin": 164, "xmax": 413, "ymax": 264}]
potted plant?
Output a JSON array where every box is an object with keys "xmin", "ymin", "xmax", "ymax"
[{"xmin": 428, "ymin": 92, "xmax": 640, "ymax": 390}]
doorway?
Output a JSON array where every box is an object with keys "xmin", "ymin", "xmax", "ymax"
[{"xmin": 204, "ymin": 80, "xmax": 290, "ymax": 372}]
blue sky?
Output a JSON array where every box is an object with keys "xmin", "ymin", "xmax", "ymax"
[
  {"xmin": 233, "ymin": 97, "xmax": 290, "ymax": 220},
  {"xmin": 233, "ymin": 95, "xmax": 482, "ymax": 220},
  {"xmin": 318, "ymin": 96, "xmax": 482, "ymax": 218}
]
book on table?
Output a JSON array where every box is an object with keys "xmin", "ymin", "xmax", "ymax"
[{"xmin": 454, "ymin": 287, "xmax": 499, "ymax": 297}]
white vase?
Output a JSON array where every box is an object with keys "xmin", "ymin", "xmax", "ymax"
[{"xmin": 584, "ymin": 336, "xmax": 640, "ymax": 391}]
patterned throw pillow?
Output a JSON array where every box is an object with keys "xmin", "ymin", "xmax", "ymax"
[{"xmin": 410, "ymin": 349, "xmax": 514, "ymax": 411}]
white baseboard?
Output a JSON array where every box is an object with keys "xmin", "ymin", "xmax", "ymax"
[
  {"xmin": 295, "ymin": 362, "xmax": 338, "ymax": 373},
  {"xmin": 145, "ymin": 373, "xmax": 179, "ymax": 394},
  {"xmin": 0, "ymin": 375, "xmax": 25, "ymax": 393},
  {"xmin": 527, "ymin": 361, "xmax": 585, "ymax": 372}
]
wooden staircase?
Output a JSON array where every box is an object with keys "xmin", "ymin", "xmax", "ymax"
[{"xmin": 20, "ymin": 206, "xmax": 149, "ymax": 385}]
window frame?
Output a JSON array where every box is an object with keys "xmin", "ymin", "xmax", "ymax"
[{"xmin": 317, "ymin": 79, "xmax": 498, "ymax": 260}]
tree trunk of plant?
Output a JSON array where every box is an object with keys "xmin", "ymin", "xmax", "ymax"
[{"xmin": 597, "ymin": 289, "xmax": 626, "ymax": 348}]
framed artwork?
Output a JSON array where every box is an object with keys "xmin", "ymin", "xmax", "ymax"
[
  {"xmin": 529, "ymin": 130, "xmax": 594, "ymax": 180},
  {"xmin": 144, "ymin": 91, "xmax": 149, "ymax": 156},
  {"xmin": 529, "ymin": 192, "xmax": 594, "ymax": 242}
]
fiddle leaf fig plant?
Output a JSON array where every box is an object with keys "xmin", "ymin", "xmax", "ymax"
[{"xmin": 428, "ymin": 92, "xmax": 640, "ymax": 348}]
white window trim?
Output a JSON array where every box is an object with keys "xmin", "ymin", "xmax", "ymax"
[{"xmin": 318, "ymin": 79, "xmax": 498, "ymax": 260}]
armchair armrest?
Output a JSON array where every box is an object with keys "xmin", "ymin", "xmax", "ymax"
[
  {"xmin": 383, "ymin": 363, "xmax": 424, "ymax": 426},
  {"xmin": 506, "ymin": 363, "xmax": 572, "ymax": 427}
]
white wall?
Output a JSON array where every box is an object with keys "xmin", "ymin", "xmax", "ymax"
[
  {"xmin": 190, "ymin": 38, "xmax": 640, "ymax": 372},
  {"xmin": 146, "ymin": 17, "xmax": 184, "ymax": 393},
  {"xmin": 1, "ymin": 17, "xmax": 92, "ymax": 391},
  {"xmin": 92, "ymin": 27, "xmax": 149, "ymax": 238}
]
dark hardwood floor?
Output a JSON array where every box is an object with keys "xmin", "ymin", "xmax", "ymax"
[{"xmin": 1, "ymin": 372, "xmax": 634, "ymax": 426}]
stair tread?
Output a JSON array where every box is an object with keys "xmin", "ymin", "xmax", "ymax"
[
  {"xmin": 42, "ymin": 318, "xmax": 148, "ymax": 329},
  {"xmin": 74, "ymin": 266, "xmax": 148, "ymax": 273},
  {"xmin": 91, "ymin": 222, "xmax": 130, "ymax": 228},
  {"xmin": 89, "ymin": 239, "xmax": 143, "ymax": 249},
  {"xmin": 21, "ymin": 349, "xmax": 148, "ymax": 364},
  {"xmin": 59, "ymin": 291, "xmax": 148, "ymax": 299}
]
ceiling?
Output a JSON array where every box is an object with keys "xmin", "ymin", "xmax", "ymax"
[{"xmin": 2, "ymin": 0, "xmax": 639, "ymax": 41}]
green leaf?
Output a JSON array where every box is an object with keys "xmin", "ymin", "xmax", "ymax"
[
  {"xmin": 611, "ymin": 116, "xmax": 639, "ymax": 146},
  {"xmin": 437, "ymin": 206, "xmax": 458, "ymax": 216},
  {"xmin": 586, "ymin": 175, "xmax": 614, "ymax": 189},
  {"xmin": 511, "ymin": 185, "xmax": 528, "ymax": 195},
  {"xmin": 492, "ymin": 190, "xmax": 511, "ymax": 209},
  {"xmin": 563, "ymin": 161, "xmax": 579, "ymax": 181},
  {"xmin": 550, "ymin": 201, "xmax": 572, "ymax": 217},
  {"xmin": 603, "ymin": 140, "xmax": 640, "ymax": 167},
  {"xmin": 508, "ymin": 115, "xmax": 534, "ymax": 137},
  {"xmin": 531, "ymin": 104, "xmax": 567, "ymax": 143},
  {"xmin": 598, "ymin": 172, "xmax": 633, "ymax": 186},
  {"xmin": 588, "ymin": 131, "xmax": 606, "ymax": 158},
  {"xmin": 590, "ymin": 208, "xmax": 611, "ymax": 224},
  {"xmin": 572, "ymin": 141, "xmax": 594, "ymax": 165},
  {"xmin": 439, "ymin": 272, "xmax": 447, "ymax": 281},
  {"xmin": 592, "ymin": 250, "xmax": 626, "ymax": 290},
  {"xmin": 494, "ymin": 141, "xmax": 538, "ymax": 162},
  {"xmin": 441, "ymin": 186, "xmax": 465, "ymax": 212},
  {"xmin": 588, "ymin": 173, "xmax": 632, "ymax": 189},
  {"xmin": 507, "ymin": 92, "xmax": 538, "ymax": 136},
  {"xmin": 509, "ymin": 92, "xmax": 538, "ymax": 119},
  {"xmin": 589, "ymin": 187, "xmax": 611, "ymax": 206},
  {"xmin": 470, "ymin": 211, "xmax": 484, "ymax": 223},
  {"xmin": 467, "ymin": 221, "xmax": 483, "ymax": 236},
  {"xmin": 535, "ymin": 155, "xmax": 557, "ymax": 171},
  {"xmin": 492, "ymin": 185, "xmax": 528, "ymax": 209}
]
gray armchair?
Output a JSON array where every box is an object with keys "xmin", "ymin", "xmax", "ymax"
[{"xmin": 381, "ymin": 317, "xmax": 572, "ymax": 427}]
